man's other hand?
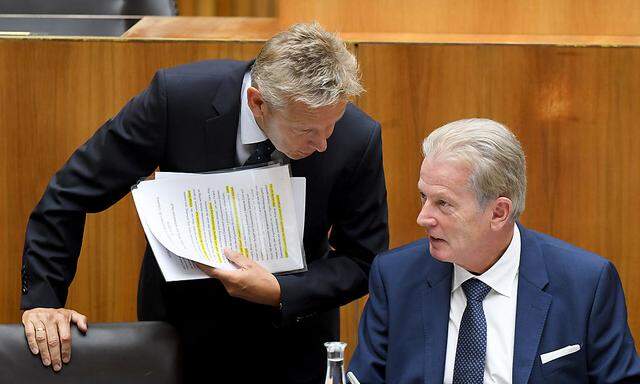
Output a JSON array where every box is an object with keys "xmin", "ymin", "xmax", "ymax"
[
  {"xmin": 197, "ymin": 248, "xmax": 281, "ymax": 307},
  {"xmin": 22, "ymin": 308, "xmax": 88, "ymax": 372}
]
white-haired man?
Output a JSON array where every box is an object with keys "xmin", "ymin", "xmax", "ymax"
[
  {"xmin": 349, "ymin": 118, "xmax": 639, "ymax": 383},
  {"xmin": 21, "ymin": 23, "xmax": 389, "ymax": 383}
]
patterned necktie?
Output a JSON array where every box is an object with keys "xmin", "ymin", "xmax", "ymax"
[
  {"xmin": 244, "ymin": 139, "xmax": 275, "ymax": 166},
  {"xmin": 452, "ymin": 278, "xmax": 492, "ymax": 384}
]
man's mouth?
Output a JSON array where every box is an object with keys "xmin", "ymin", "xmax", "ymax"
[
  {"xmin": 291, "ymin": 149, "xmax": 314, "ymax": 159},
  {"xmin": 429, "ymin": 235, "xmax": 446, "ymax": 244}
]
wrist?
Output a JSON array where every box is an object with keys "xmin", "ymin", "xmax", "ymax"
[{"xmin": 269, "ymin": 274, "xmax": 282, "ymax": 307}]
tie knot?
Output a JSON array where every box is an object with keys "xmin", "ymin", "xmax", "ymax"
[
  {"xmin": 254, "ymin": 139, "xmax": 275, "ymax": 157},
  {"xmin": 257, "ymin": 139, "xmax": 275, "ymax": 152},
  {"xmin": 461, "ymin": 278, "xmax": 491, "ymax": 302},
  {"xmin": 244, "ymin": 139, "xmax": 276, "ymax": 166}
]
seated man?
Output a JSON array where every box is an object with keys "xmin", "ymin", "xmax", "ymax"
[{"xmin": 349, "ymin": 118, "xmax": 640, "ymax": 383}]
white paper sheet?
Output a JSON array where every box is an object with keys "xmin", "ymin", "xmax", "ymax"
[{"xmin": 131, "ymin": 165, "xmax": 306, "ymax": 281}]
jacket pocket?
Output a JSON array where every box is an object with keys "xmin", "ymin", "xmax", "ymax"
[{"xmin": 540, "ymin": 344, "xmax": 585, "ymax": 379}]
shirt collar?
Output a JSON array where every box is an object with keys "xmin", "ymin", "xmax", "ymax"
[
  {"xmin": 451, "ymin": 223, "xmax": 521, "ymax": 298},
  {"xmin": 239, "ymin": 71, "xmax": 267, "ymax": 145}
]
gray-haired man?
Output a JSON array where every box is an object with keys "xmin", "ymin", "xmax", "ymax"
[
  {"xmin": 349, "ymin": 119, "xmax": 639, "ymax": 383},
  {"xmin": 21, "ymin": 23, "xmax": 389, "ymax": 383}
]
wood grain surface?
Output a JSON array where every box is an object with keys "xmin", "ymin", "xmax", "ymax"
[
  {"xmin": 279, "ymin": 0, "xmax": 640, "ymax": 36},
  {"xmin": 122, "ymin": 16, "xmax": 280, "ymax": 40},
  {"xmin": 121, "ymin": 16, "xmax": 640, "ymax": 46},
  {"xmin": 177, "ymin": 0, "xmax": 276, "ymax": 17}
]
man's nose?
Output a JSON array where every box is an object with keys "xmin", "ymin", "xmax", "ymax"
[
  {"xmin": 311, "ymin": 126, "xmax": 332, "ymax": 152},
  {"xmin": 416, "ymin": 203, "xmax": 437, "ymax": 228},
  {"xmin": 313, "ymin": 138, "xmax": 328, "ymax": 152}
]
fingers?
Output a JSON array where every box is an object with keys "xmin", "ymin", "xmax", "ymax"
[
  {"xmin": 33, "ymin": 321, "xmax": 51, "ymax": 367},
  {"xmin": 195, "ymin": 249, "xmax": 279, "ymax": 305},
  {"xmin": 45, "ymin": 318, "xmax": 63, "ymax": 371},
  {"xmin": 195, "ymin": 262, "xmax": 213, "ymax": 274},
  {"xmin": 23, "ymin": 320, "xmax": 38, "ymax": 355},
  {"xmin": 196, "ymin": 248, "xmax": 249, "ymax": 279},
  {"xmin": 57, "ymin": 319, "xmax": 72, "ymax": 364},
  {"xmin": 223, "ymin": 248, "xmax": 250, "ymax": 268},
  {"xmin": 22, "ymin": 308, "xmax": 89, "ymax": 372},
  {"xmin": 62, "ymin": 310, "xmax": 88, "ymax": 364},
  {"xmin": 200, "ymin": 263, "xmax": 234, "ymax": 282},
  {"xmin": 196, "ymin": 257, "xmax": 238, "ymax": 287},
  {"xmin": 70, "ymin": 310, "xmax": 88, "ymax": 333}
]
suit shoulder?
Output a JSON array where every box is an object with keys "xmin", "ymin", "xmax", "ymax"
[
  {"xmin": 374, "ymin": 239, "xmax": 429, "ymax": 276},
  {"xmin": 326, "ymin": 103, "xmax": 380, "ymax": 162},
  {"xmin": 161, "ymin": 59, "xmax": 249, "ymax": 79},
  {"xmin": 372, "ymin": 239, "xmax": 450, "ymax": 291},
  {"xmin": 150, "ymin": 60, "xmax": 248, "ymax": 111},
  {"xmin": 525, "ymin": 228, "xmax": 612, "ymax": 282},
  {"xmin": 341, "ymin": 103, "xmax": 378, "ymax": 128},
  {"xmin": 332, "ymin": 103, "xmax": 379, "ymax": 142},
  {"xmin": 155, "ymin": 60, "xmax": 249, "ymax": 93},
  {"xmin": 534, "ymin": 230, "xmax": 607, "ymax": 264}
]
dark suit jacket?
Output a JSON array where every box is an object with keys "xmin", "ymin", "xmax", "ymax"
[
  {"xmin": 21, "ymin": 60, "xmax": 389, "ymax": 383},
  {"xmin": 349, "ymin": 224, "xmax": 640, "ymax": 383}
]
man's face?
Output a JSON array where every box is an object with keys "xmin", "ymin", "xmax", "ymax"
[
  {"xmin": 416, "ymin": 156, "xmax": 495, "ymax": 270},
  {"xmin": 249, "ymin": 88, "xmax": 347, "ymax": 160}
]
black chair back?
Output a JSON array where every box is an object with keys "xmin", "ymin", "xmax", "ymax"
[
  {"xmin": 0, "ymin": 321, "xmax": 182, "ymax": 384},
  {"xmin": 0, "ymin": 0, "xmax": 177, "ymax": 15}
]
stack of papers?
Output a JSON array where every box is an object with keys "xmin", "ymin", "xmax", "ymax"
[{"xmin": 131, "ymin": 164, "xmax": 306, "ymax": 281}]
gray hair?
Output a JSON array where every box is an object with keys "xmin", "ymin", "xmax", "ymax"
[
  {"xmin": 422, "ymin": 118, "xmax": 527, "ymax": 221},
  {"xmin": 251, "ymin": 22, "xmax": 363, "ymax": 109}
]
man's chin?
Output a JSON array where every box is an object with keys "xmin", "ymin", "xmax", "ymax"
[
  {"xmin": 428, "ymin": 245, "xmax": 451, "ymax": 263},
  {"xmin": 287, "ymin": 151, "xmax": 313, "ymax": 160}
]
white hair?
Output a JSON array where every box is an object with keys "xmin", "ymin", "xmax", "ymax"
[
  {"xmin": 251, "ymin": 22, "xmax": 363, "ymax": 109},
  {"xmin": 422, "ymin": 118, "xmax": 527, "ymax": 221}
]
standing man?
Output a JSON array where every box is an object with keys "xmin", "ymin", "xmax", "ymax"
[
  {"xmin": 349, "ymin": 118, "xmax": 640, "ymax": 383},
  {"xmin": 21, "ymin": 23, "xmax": 389, "ymax": 383}
]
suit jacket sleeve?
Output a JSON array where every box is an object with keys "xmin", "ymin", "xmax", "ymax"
[
  {"xmin": 21, "ymin": 70, "xmax": 168, "ymax": 309},
  {"xmin": 276, "ymin": 122, "xmax": 389, "ymax": 323},
  {"xmin": 586, "ymin": 260, "xmax": 640, "ymax": 382},
  {"xmin": 348, "ymin": 256, "xmax": 388, "ymax": 383}
]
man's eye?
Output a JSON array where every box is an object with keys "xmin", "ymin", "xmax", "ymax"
[
  {"xmin": 419, "ymin": 193, "xmax": 426, "ymax": 201},
  {"xmin": 438, "ymin": 200, "xmax": 449, "ymax": 207}
]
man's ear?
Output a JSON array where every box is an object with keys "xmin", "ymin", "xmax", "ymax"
[
  {"xmin": 247, "ymin": 87, "xmax": 266, "ymax": 120},
  {"xmin": 490, "ymin": 197, "xmax": 513, "ymax": 231}
]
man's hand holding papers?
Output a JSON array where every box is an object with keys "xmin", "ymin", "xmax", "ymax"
[{"xmin": 196, "ymin": 248, "xmax": 281, "ymax": 306}]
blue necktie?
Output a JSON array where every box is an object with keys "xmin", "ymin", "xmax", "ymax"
[
  {"xmin": 244, "ymin": 139, "xmax": 275, "ymax": 166},
  {"xmin": 452, "ymin": 278, "xmax": 492, "ymax": 384}
]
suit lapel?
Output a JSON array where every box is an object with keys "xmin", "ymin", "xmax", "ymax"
[
  {"xmin": 204, "ymin": 61, "xmax": 254, "ymax": 171},
  {"xmin": 512, "ymin": 224, "xmax": 552, "ymax": 384},
  {"xmin": 422, "ymin": 258, "xmax": 452, "ymax": 384}
]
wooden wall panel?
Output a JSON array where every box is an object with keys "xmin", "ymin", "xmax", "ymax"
[
  {"xmin": 177, "ymin": 0, "xmax": 276, "ymax": 17},
  {"xmin": 279, "ymin": 0, "xmax": 640, "ymax": 35},
  {"xmin": 355, "ymin": 43, "xmax": 640, "ymax": 349}
]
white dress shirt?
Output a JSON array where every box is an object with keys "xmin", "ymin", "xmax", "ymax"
[
  {"xmin": 236, "ymin": 71, "xmax": 267, "ymax": 165},
  {"xmin": 235, "ymin": 71, "xmax": 285, "ymax": 165},
  {"xmin": 443, "ymin": 224, "xmax": 521, "ymax": 384}
]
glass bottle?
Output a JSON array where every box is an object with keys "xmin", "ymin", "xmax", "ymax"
[{"xmin": 324, "ymin": 341, "xmax": 347, "ymax": 384}]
